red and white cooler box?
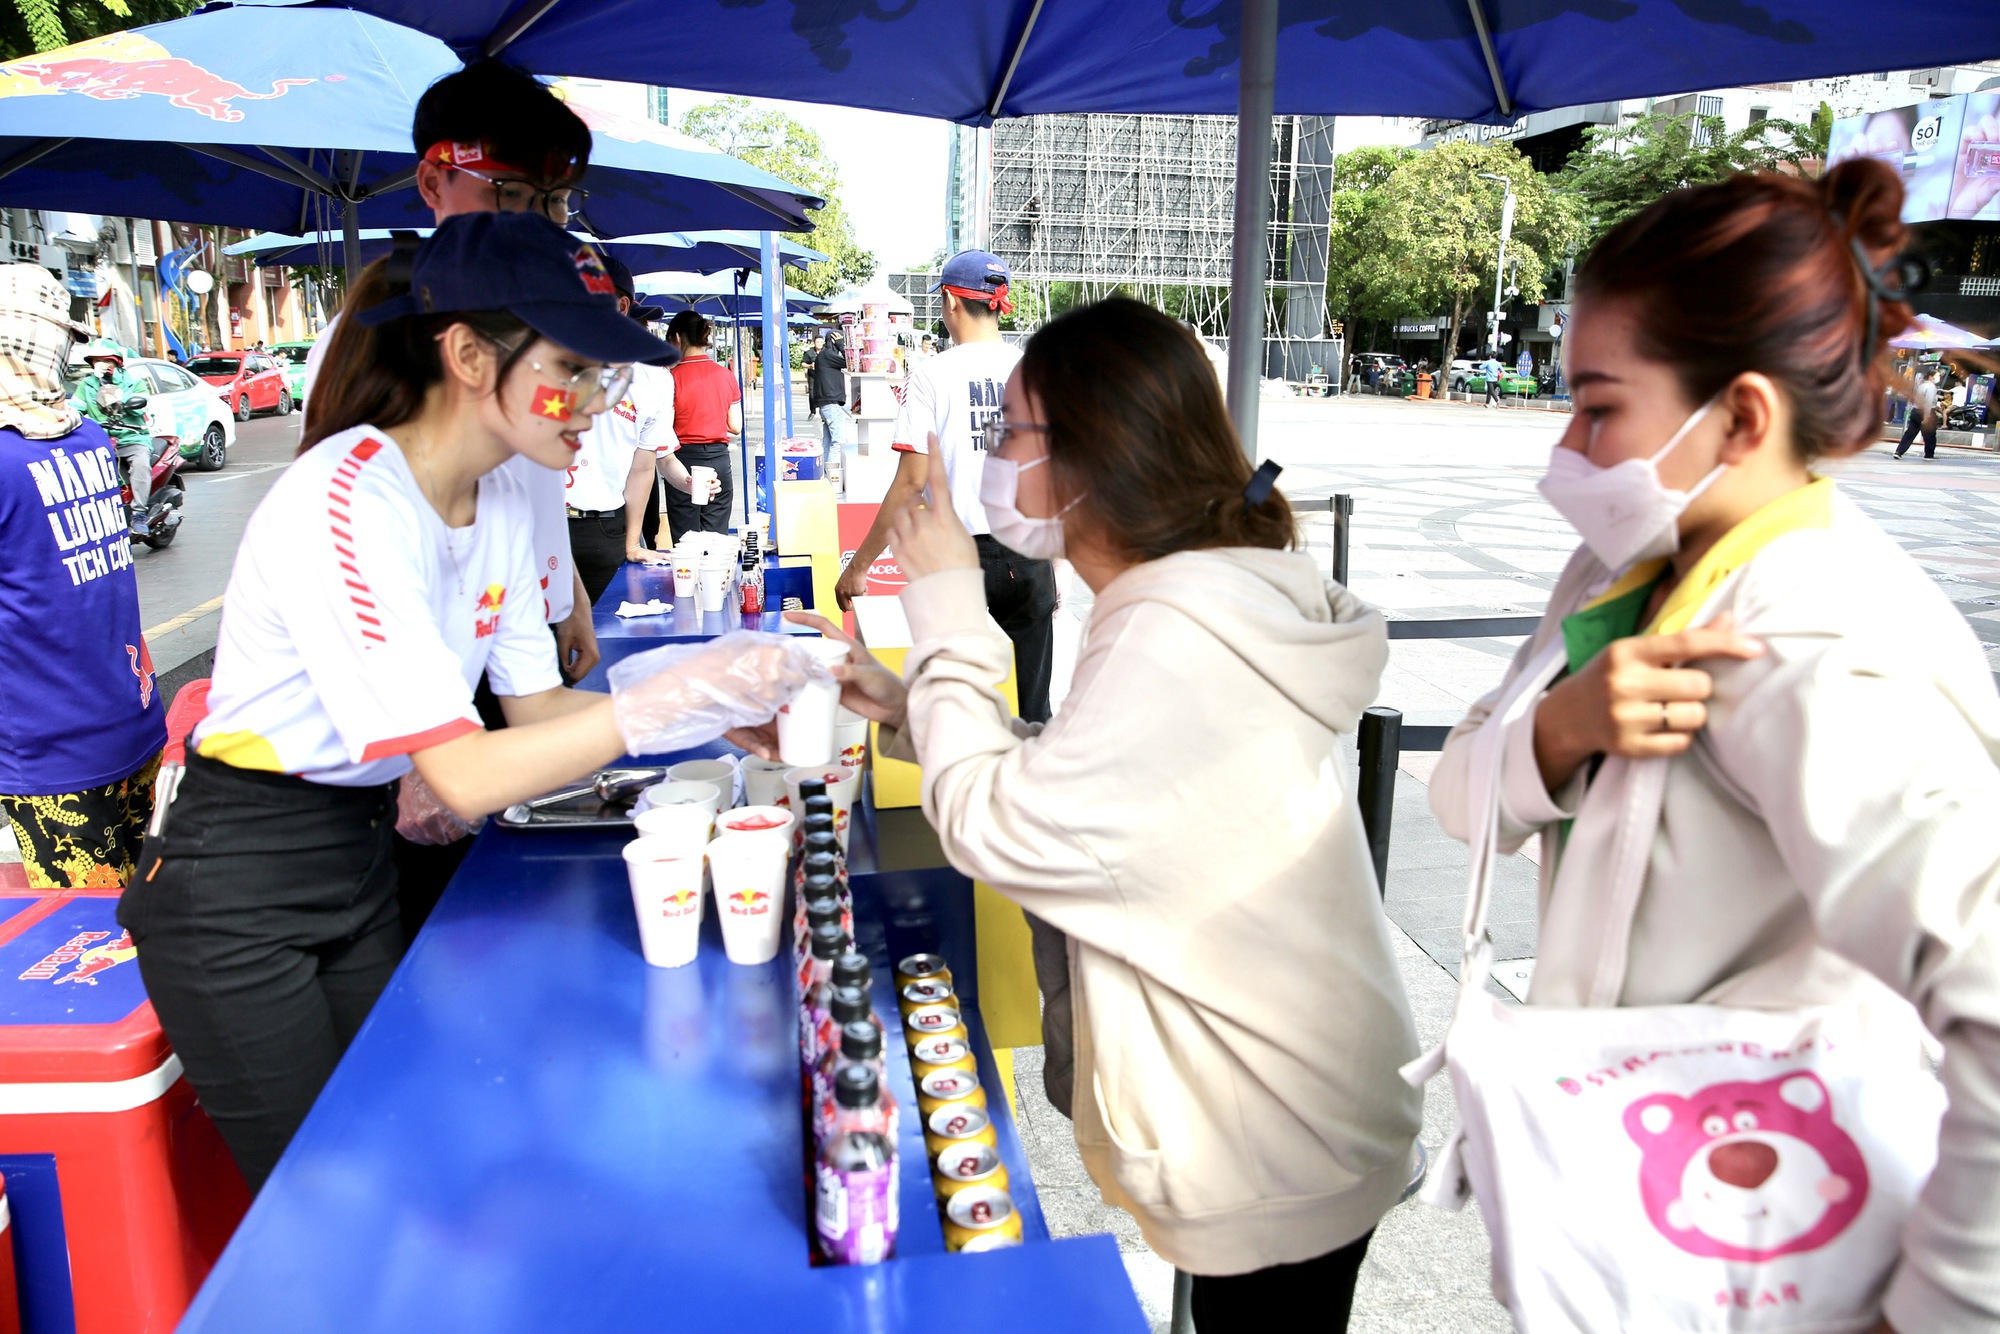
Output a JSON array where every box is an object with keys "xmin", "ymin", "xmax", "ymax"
[{"xmin": 0, "ymin": 891, "xmax": 246, "ymax": 1332}]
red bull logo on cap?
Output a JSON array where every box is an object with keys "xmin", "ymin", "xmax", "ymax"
[
  {"xmin": 18, "ymin": 929, "xmax": 137, "ymax": 985},
  {"xmin": 474, "ymin": 583, "xmax": 505, "ymax": 639},
  {"xmin": 574, "ymin": 246, "xmax": 616, "ymax": 297},
  {"xmin": 0, "ymin": 33, "xmax": 316, "ymax": 123}
]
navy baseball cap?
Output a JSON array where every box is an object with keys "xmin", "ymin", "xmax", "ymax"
[
  {"xmin": 931, "ymin": 249, "xmax": 1010, "ymax": 299},
  {"xmin": 356, "ymin": 212, "xmax": 676, "ymax": 366}
]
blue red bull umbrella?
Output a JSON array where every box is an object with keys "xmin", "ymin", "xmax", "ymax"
[
  {"xmin": 0, "ymin": 6, "xmax": 821, "ymax": 249},
  {"xmin": 636, "ymin": 269, "xmax": 823, "ymax": 318},
  {"xmin": 226, "ymin": 227, "xmax": 829, "ymax": 275}
]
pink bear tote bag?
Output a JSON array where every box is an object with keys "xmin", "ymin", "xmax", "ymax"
[{"xmin": 1403, "ymin": 641, "xmax": 1944, "ymax": 1332}]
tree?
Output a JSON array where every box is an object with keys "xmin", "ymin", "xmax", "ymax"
[
  {"xmin": 1349, "ymin": 141, "xmax": 1584, "ymax": 363},
  {"xmin": 678, "ymin": 97, "xmax": 876, "ymax": 298},
  {"xmin": 1557, "ymin": 108, "xmax": 1828, "ymax": 244},
  {"xmin": 1323, "ymin": 144, "xmax": 1419, "ymax": 350},
  {"xmin": 1, "ymin": 0, "xmax": 195, "ymax": 61}
]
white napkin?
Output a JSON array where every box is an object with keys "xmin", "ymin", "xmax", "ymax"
[{"xmin": 615, "ymin": 599, "xmax": 673, "ymax": 618}]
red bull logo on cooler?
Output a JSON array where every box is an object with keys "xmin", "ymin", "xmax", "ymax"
[
  {"xmin": 18, "ymin": 929, "xmax": 136, "ymax": 985},
  {"xmin": 0, "ymin": 33, "xmax": 316, "ymax": 123}
]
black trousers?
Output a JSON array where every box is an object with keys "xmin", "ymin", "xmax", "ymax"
[
  {"xmin": 1897, "ymin": 413, "xmax": 1938, "ymax": 458},
  {"xmin": 1190, "ymin": 1230, "xmax": 1374, "ymax": 1332},
  {"xmin": 665, "ymin": 441, "xmax": 733, "ymax": 542},
  {"xmin": 976, "ymin": 534, "xmax": 1057, "ymax": 725},
  {"xmin": 568, "ymin": 508, "xmax": 628, "ymax": 608},
  {"xmin": 118, "ymin": 754, "xmax": 404, "ymax": 1194},
  {"xmin": 642, "ymin": 476, "xmax": 662, "ymax": 549},
  {"xmin": 1484, "ymin": 380, "xmax": 1500, "ymax": 404}
]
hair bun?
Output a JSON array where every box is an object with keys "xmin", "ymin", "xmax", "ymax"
[{"xmin": 1821, "ymin": 157, "xmax": 1906, "ymax": 254}]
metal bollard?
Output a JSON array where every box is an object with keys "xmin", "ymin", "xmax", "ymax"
[
  {"xmin": 1331, "ymin": 492, "xmax": 1353, "ymax": 588},
  {"xmin": 1171, "ymin": 1269, "xmax": 1194, "ymax": 1333},
  {"xmin": 1357, "ymin": 706, "xmax": 1402, "ymax": 898}
]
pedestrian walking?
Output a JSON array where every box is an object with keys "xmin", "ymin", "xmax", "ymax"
[
  {"xmin": 1895, "ymin": 370, "xmax": 1940, "ymax": 459},
  {"xmin": 1482, "ymin": 352, "xmax": 1503, "ymax": 406},
  {"xmin": 758, "ymin": 298, "xmax": 1421, "ymax": 1330},
  {"xmin": 808, "ymin": 326, "xmax": 853, "ymax": 448},
  {"xmin": 1430, "ymin": 158, "xmax": 2000, "ymax": 1333},
  {"xmin": 663, "ymin": 310, "xmax": 740, "ymax": 541},
  {"xmin": 0, "ymin": 266, "xmax": 164, "ymax": 888}
]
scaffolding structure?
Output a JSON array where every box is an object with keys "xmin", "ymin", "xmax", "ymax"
[{"xmin": 964, "ymin": 114, "xmax": 1336, "ymax": 342}]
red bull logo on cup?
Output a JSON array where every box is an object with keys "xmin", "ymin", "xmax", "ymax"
[
  {"xmin": 473, "ymin": 583, "xmax": 505, "ymax": 638},
  {"xmin": 725, "ymin": 888, "xmax": 772, "ymax": 916},
  {"xmin": 0, "ymin": 33, "xmax": 315, "ymax": 123},
  {"xmin": 662, "ymin": 889, "xmax": 700, "ymax": 918},
  {"xmin": 18, "ymin": 929, "xmax": 136, "ymax": 985}
]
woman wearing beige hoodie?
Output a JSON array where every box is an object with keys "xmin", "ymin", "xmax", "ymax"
[{"xmin": 775, "ymin": 299, "xmax": 1422, "ymax": 1328}]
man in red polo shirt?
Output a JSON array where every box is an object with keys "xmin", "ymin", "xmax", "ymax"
[{"xmin": 664, "ymin": 310, "xmax": 742, "ymax": 541}]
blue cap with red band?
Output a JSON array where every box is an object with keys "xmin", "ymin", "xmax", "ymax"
[{"xmin": 356, "ymin": 211, "xmax": 676, "ymax": 366}]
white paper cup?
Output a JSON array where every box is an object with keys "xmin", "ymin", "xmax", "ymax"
[
  {"xmin": 634, "ymin": 780, "xmax": 721, "ymax": 851},
  {"xmin": 714, "ymin": 804, "xmax": 794, "ymax": 849},
  {"xmin": 740, "ymin": 755, "xmax": 790, "ymax": 807},
  {"xmin": 689, "ymin": 464, "xmax": 718, "ymax": 503},
  {"xmin": 696, "ymin": 561, "xmax": 730, "ymax": 613},
  {"xmin": 623, "ymin": 837, "xmax": 705, "ymax": 967},
  {"xmin": 783, "ymin": 764, "xmax": 861, "ymax": 851},
  {"xmin": 671, "ymin": 552, "xmax": 697, "ymax": 598},
  {"xmin": 777, "ymin": 639, "xmax": 853, "ymax": 767},
  {"xmin": 708, "ymin": 831, "xmax": 788, "ymax": 964},
  {"xmin": 835, "ymin": 706, "xmax": 869, "ymax": 770},
  {"xmin": 669, "ymin": 759, "xmax": 738, "ymax": 806}
]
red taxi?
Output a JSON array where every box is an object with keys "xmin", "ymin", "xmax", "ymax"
[{"xmin": 186, "ymin": 351, "xmax": 293, "ymax": 422}]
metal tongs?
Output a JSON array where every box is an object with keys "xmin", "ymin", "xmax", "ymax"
[{"xmin": 496, "ymin": 766, "xmax": 669, "ymax": 829}]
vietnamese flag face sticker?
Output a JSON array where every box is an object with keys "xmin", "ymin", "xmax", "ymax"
[{"xmin": 532, "ymin": 385, "xmax": 575, "ymax": 422}]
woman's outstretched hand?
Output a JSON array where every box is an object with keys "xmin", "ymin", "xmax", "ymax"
[
  {"xmin": 723, "ymin": 612, "xmax": 910, "ymax": 760},
  {"xmin": 1532, "ymin": 614, "xmax": 1765, "ymax": 792},
  {"xmin": 888, "ymin": 454, "xmax": 979, "ymax": 582}
]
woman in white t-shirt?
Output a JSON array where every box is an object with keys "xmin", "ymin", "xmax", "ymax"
[{"xmin": 119, "ymin": 214, "xmax": 814, "ymax": 1192}]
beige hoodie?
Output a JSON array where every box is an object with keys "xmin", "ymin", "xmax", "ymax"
[{"xmin": 885, "ymin": 548, "xmax": 1423, "ymax": 1276}]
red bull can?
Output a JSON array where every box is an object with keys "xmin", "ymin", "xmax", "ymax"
[
  {"xmin": 932, "ymin": 1141, "xmax": 1009, "ymax": 1201},
  {"xmin": 923, "ymin": 1101, "xmax": 997, "ymax": 1159},
  {"xmin": 915, "ymin": 1066, "xmax": 985, "ymax": 1120},
  {"xmin": 910, "ymin": 1034, "xmax": 977, "ymax": 1082},
  {"xmin": 894, "ymin": 953, "xmax": 952, "ymax": 991},
  {"xmin": 904, "ymin": 1004, "xmax": 966, "ymax": 1045},
  {"xmin": 942, "ymin": 1185, "xmax": 1023, "ymax": 1251},
  {"xmin": 899, "ymin": 978, "xmax": 955, "ymax": 1017}
]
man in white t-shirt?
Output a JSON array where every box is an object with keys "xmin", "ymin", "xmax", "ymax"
[{"xmin": 835, "ymin": 250, "xmax": 1056, "ymax": 723}]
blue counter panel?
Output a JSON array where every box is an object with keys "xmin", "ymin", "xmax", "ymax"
[{"xmin": 180, "ymin": 781, "xmax": 1142, "ymax": 1332}]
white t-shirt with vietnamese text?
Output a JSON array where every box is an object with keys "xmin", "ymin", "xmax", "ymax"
[
  {"xmin": 565, "ymin": 362, "xmax": 678, "ymax": 513},
  {"xmin": 193, "ymin": 424, "xmax": 564, "ymax": 786},
  {"xmin": 891, "ymin": 339, "xmax": 1021, "ymax": 536},
  {"xmin": 302, "ymin": 320, "xmax": 576, "ymax": 624}
]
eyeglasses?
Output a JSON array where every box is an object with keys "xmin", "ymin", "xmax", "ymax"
[
  {"xmin": 979, "ymin": 418, "xmax": 1050, "ymax": 454},
  {"xmin": 489, "ymin": 336, "xmax": 632, "ymax": 414},
  {"xmin": 441, "ymin": 162, "xmax": 589, "ymax": 226}
]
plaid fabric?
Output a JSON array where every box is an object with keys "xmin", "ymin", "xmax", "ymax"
[{"xmin": 0, "ymin": 264, "xmax": 84, "ymax": 440}]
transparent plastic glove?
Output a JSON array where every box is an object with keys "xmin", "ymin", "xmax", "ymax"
[
  {"xmin": 608, "ymin": 630, "xmax": 822, "ymax": 757},
  {"xmin": 397, "ymin": 770, "xmax": 484, "ymax": 845}
]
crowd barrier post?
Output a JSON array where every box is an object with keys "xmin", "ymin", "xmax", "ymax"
[{"xmin": 1357, "ymin": 706, "xmax": 1402, "ymax": 898}]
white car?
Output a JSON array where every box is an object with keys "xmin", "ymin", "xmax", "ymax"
[
  {"xmin": 1448, "ymin": 357, "xmax": 1478, "ymax": 390},
  {"xmin": 132, "ymin": 358, "xmax": 237, "ymax": 471}
]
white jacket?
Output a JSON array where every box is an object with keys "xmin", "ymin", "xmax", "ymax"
[
  {"xmin": 1431, "ymin": 486, "xmax": 2000, "ymax": 1333},
  {"xmin": 886, "ymin": 550, "xmax": 1423, "ymax": 1275}
]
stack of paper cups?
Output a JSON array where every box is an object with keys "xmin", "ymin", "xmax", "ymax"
[
  {"xmin": 778, "ymin": 639, "xmax": 855, "ymax": 766},
  {"xmin": 624, "ymin": 837, "xmax": 705, "ymax": 967}
]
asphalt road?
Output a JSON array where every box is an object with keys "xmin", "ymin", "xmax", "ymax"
[{"xmin": 135, "ymin": 408, "xmax": 304, "ymax": 678}]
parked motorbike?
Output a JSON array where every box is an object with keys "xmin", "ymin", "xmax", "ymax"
[
  {"xmin": 1945, "ymin": 404, "xmax": 1987, "ymax": 433},
  {"xmin": 121, "ymin": 429, "xmax": 188, "ymax": 550}
]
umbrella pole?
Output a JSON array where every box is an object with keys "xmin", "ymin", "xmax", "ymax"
[
  {"xmin": 1223, "ymin": 0, "xmax": 1279, "ymax": 461},
  {"xmin": 341, "ymin": 196, "xmax": 362, "ymax": 285},
  {"xmin": 760, "ymin": 231, "xmax": 782, "ymax": 551}
]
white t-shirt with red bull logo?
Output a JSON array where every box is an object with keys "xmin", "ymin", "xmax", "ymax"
[
  {"xmin": 891, "ymin": 339, "xmax": 1020, "ymax": 537},
  {"xmin": 301, "ymin": 320, "xmax": 576, "ymax": 624},
  {"xmin": 564, "ymin": 362, "xmax": 677, "ymax": 513},
  {"xmin": 193, "ymin": 425, "xmax": 563, "ymax": 786}
]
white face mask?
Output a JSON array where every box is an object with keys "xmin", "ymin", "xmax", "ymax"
[
  {"xmin": 979, "ymin": 453, "xmax": 1078, "ymax": 560},
  {"xmin": 1536, "ymin": 397, "xmax": 1724, "ymax": 571}
]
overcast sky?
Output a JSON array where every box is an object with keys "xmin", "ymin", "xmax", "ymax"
[{"xmin": 672, "ymin": 92, "xmax": 951, "ymax": 274}]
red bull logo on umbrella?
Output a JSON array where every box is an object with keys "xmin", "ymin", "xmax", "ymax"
[
  {"xmin": 0, "ymin": 33, "xmax": 315, "ymax": 123},
  {"xmin": 18, "ymin": 929, "xmax": 137, "ymax": 985}
]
